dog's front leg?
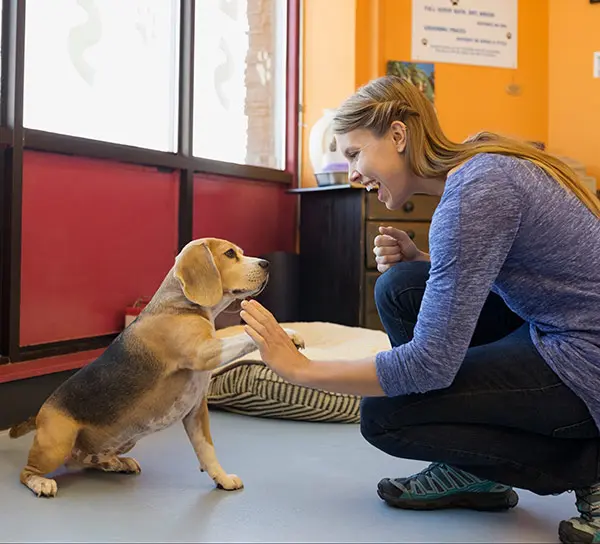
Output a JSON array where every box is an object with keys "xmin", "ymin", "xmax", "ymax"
[
  {"xmin": 210, "ymin": 333, "xmax": 259, "ymax": 368},
  {"xmin": 183, "ymin": 398, "xmax": 243, "ymax": 491},
  {"xmin": 180, "ymin": 330, "xmax": 304, "ymax": 372},
  {"xmin": 201, "ymin": 330, "xmax": 305, "ymax": 371}
]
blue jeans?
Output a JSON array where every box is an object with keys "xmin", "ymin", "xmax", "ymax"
[{"xmin": 360, "ymin": 262, "xmax": 600, "ymax": 495}]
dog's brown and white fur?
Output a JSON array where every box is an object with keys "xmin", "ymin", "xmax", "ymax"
[{"xmin": 8, "ymin": 238, "xmax": 304, "ymax": 497}]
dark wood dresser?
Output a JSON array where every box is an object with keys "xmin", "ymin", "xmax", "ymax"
[{"xmin": 291, "ymin": 184, "xmax": 440, "ymax": 331}]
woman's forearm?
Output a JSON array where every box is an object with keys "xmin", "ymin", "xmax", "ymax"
[{"xmin": 293, "ymin": 357, "xmax": 387, "ymax": 397}]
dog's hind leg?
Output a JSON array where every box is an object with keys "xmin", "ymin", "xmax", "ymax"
[
  {"xmin": 69, "ymin": 448, "xmax": 141, "ymax": 474},
  {"xmin": 20, "ymin": 407, "xmax": 80, "ymax": 498},
  {"xmin": 183, "ymin": 398, "xmax": 243, "ymax": 491}
]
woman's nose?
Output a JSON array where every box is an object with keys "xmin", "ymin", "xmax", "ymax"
[{"xmin": 349, "ymin": 169, "xmax": 361, "ymax": 183}]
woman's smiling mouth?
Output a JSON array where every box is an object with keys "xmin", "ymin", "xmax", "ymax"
[{"xmin": 363, "ymin": 179, "xmax": 380, "ymax": 192}]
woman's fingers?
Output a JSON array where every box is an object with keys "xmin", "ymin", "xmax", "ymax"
[
  {"xmin": 377, "ymin": 263, "xmax": 392, "ymax": 273},
  {"xmin": 252, "ymin": 300, "xmax": 276, "ymax": 323},
  {"xmin": 242, "ymin": 299, "xmax": 271, "ymax": 320},
  {"xmin": 244, "ymin": 325, "xmax": 264, "ymax": 347},
  {"xmin": 240, "ymin": 309, "xmax": 268, "ymax": 336},
  {"xmin": 373, "ymin": 245, "xmax": 402, "ymax": 257},
  {"xmin": 374, "ymin": 234, "xmax": 398, "ymax": 248},
  {"xmin": 241, "ymin": 300, "xmax": 285, "ymax": 340},
  {"xmin": 379, "ymin": 226, "xmax": 408, "ymax": 241},
  {"xmin": 376, "ymin": 254, "xmax": 403, "ymax": 265}
]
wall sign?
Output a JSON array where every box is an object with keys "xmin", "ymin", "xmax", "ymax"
[{"xmin": 411, "ymin": 0, "xmax": 518, "ymax": 69}]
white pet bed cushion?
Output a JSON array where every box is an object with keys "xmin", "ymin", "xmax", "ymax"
[{"xmin": 207, "ymin": 322, "xmax": 391, "ymax": 423}]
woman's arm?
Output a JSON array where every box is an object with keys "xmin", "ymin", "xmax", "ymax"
[{"xmin": 293, "ymin": 356, "xmax": 386, "ymax": 396}]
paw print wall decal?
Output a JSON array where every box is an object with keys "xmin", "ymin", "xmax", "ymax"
[{"xmin": 256, "ymin": 50, "xmax": 272, "ymax": 86}]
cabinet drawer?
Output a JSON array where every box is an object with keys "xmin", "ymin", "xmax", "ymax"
[
  {"xmin": 366, "ymin": 192, "xmax": 439, "ymax": 221},
  {"xmin": 363, "ymin": 272, "xmax": 384, "ymax": 331},
  {"xmin": 365, "ymin": 221, "xmax": 431, "ymax": 269}
]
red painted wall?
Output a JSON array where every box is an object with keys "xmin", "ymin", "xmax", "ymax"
[
  {"xmin": 19, "ymin": 153, "xmax": 297, "ymax": 348},
  {"xmin": 21, "ymin": 151, "xmax": 179, "ymax": 346},
  {"xmin": 193, "ymin": 174, "xmax": 296, "ymax": 257}
]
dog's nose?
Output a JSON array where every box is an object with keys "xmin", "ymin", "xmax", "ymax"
[{"xmin": 259, "ymin": 259, "xmax": 270, "ymax": 270}]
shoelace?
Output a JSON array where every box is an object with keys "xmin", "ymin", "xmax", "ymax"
[
  {"xmin": 404, "ymin": 462, "xmax": 445, "ymax": 483},
  {"xmin": 576, "ymin": 485, "xmax": 600, "ymax": 522},
  {"xmin": 390, "ymin": 462, "xmax": 448, "ymax": 491}
]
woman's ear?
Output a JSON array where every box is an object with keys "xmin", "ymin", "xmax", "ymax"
[{"xmin": 390, "ymin": 121, "xmax": 407, "ymax": 153}]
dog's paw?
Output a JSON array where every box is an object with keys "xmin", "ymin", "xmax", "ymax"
[
  {"xmin": 214, "ymin": 473, "xmax": 244, "ymax": 491},
  {"xmin": 112, "ymin": 456, "xmax": 142, "ymax": 474},
  {"xmin": 283, "ymin": 328, "xmax": 305, "ymax": 350},
  {"xmin": 26, "ymin": 475, "xmax": 58, "ymax": 498}
]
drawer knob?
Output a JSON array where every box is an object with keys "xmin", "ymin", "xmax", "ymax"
[
  {"xmin": 406, "ymin": 230, "xmax": 416, "ymax": 239},
  {"xmin": 403, "ymin": 201, "xmax": 415, "ymax": 213}
]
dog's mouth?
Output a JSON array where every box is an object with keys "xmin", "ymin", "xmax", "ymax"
[{"xmin": 231, "ymin": 278, "xmax": 268, "ymax": 298}]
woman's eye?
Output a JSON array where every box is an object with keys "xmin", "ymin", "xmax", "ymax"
[{"xmin": 224, "ymin": 249, "xmax": 236, "ymax": 259}]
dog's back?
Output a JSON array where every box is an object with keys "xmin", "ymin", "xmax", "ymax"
[{"xmin": 48, "ymin": 327, "xmax": 162, "ymax": 428}]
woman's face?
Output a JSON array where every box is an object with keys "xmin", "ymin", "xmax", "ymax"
[{"xmin": 335, "ymin": 124, "xmax": 415, "ymax": 210}]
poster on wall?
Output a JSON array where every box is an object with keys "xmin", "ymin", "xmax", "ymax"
[
  {"xmin": 411, "ymin": 0, "xmax": 517, "ymax": 69},
  {"xmin": 386, "ymin": 61, "xmax": 435, "ymax": 103}
]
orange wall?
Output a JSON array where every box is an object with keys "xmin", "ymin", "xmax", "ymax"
[
  {"xmin": 380, "ymin": 0, "xmax": 549, "ymax": 144},
  {"xmin": 548, "ymin": 0, "xmax": 600, "ymax": 186},
  {"xmin": 301, "ymin": 0, "xmax": 551, "ymax": 186},
  {"xmin": 300, "ymin": 0, "xmax": 357, "ymax": 187}
]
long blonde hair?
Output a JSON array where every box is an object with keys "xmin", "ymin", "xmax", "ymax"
[{"xmin": 332, "ymin": 75, "xmax": 600, "ymax": 218}]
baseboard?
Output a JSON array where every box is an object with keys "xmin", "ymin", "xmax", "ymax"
[{"xmin": 19, "ymin": 334, "xmax": 117, "ymax": 361}]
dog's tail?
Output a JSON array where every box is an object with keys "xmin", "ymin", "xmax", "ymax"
[{"xmin": 8, "ymin": 415, "xmax": 37, "ymax": 439}]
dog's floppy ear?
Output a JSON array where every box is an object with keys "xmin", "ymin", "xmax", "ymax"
[{"xmin": 174, "ymin": 242, "xmax": 223, "ymax": 307}]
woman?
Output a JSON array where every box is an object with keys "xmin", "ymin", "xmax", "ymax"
[{"xmin": 240, "ymin": 75, "xmax": 600, "ymax": 543}]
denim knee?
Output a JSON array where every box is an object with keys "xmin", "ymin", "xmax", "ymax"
[
  {"xmin": 374, "ymin": 262, "xmax": 429, "ymax": 308},
  {"xmin": 359, "ymin": 396, "xmax": 388, "ymax": 445},
  {"xmin": 360, "ymin": 396, "xmax": 421, "ymax": 460},
  {"xmin": 374, "ymin": 261, "xmax": 430, "ymax": 324}
]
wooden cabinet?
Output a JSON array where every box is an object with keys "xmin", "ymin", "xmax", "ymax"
[{"xmin": 292, "ymin": 184, "xmax": 439, "ymax": 331}]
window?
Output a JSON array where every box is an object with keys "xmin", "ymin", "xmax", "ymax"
[
  {"xmin": 193, "ymin": 0, "xmax": 287, "ymax": 170},
  {"xmin": 23, "ymin": 0, "xmax": 180, "ymax": 151}
]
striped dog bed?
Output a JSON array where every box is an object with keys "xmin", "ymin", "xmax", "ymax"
[{"xmin": 207, "ymin": 322, "xmax": 391, "ymax": 423}]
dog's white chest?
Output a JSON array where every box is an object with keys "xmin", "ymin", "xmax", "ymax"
[
  {"xmin": 147, "ymin": 375, "xmax": 209, "ymax": 432},
  {"xmin": 112, "ymin": 374, "xmax": 211, "ymax": 448}
]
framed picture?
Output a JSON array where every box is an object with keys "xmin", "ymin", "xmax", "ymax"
[{"xmin": 386, "ymin": 61, "xmax": 435, "ymax": 104}]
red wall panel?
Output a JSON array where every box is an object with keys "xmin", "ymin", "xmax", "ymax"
[
  {"xmin": 21, "ymin": 151, "xmax": 179, "ymax": 346},
  {"xmin": 193, "ymin": 174, "xmax": 296, "ymax": 257}
]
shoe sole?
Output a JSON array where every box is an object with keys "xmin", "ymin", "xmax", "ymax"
[
  {"xmin": 377, "ymin": 488, "xmax": 519, "ymax": 512},
  {"xmin": 558, "ymin": 520, "xmax": 597, "ymax": 544}
]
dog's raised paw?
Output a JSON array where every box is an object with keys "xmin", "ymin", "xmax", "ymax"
[
  {"xmin": 283, "ymin": 328, "xmax": 305, "ymax": 350},
  {"xmin": 215, "ymin": 473, "xmax": 244, "ymax": 491},
  {"xmin": 26, "ymin": 476, "xmax": 58, "ymax": 498}
]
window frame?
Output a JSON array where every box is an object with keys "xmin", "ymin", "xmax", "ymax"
[{"xmin": 0, "ymin": 0, "xmax": 301, "ymax": 363}]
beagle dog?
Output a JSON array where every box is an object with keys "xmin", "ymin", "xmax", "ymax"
[{"xmin": 8, "ymin": 238, "xmax": 304, "ymax": 498}]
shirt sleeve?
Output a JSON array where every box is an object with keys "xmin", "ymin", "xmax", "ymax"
[{"xmin": 375, "ymin": 158, "xmax": 522, "ymax": 397}]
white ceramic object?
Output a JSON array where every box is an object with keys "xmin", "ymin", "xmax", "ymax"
[{"xmin": 308, "ymin": 108, "xmax": 347, "ymax": 175}]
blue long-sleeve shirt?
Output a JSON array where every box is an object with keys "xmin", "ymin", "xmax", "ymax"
[{"xmin": 375, "ymin": 153, "xmax": 600, "ymax": 427}]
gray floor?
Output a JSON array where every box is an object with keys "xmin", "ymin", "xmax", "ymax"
[{"xmin": 0, "ymin": 410, "xmax": 575, "ymax": 543}]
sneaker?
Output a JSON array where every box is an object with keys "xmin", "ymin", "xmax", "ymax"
[
  {"xmin": 377, "ymin": 462, "xmax": 519, "ymax": 511},
  {"xmin": 559, "ymin": 485, "xmax": 600, "ymax": 544}
]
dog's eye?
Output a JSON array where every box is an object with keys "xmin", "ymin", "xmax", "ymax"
[{"xmin": 224, "ymin": 249, "xmax": 236, "ymax": 259}]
